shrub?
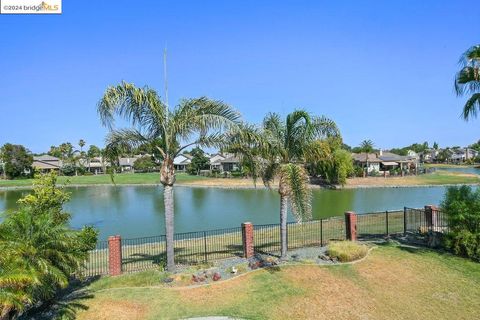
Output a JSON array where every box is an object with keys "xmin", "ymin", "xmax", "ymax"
[
  {"xmin": 441, "ymin": 185, "xmax": 480, "ymax": 261},
  {"xmin": 327, "ymin": 241, "xmax": 368, "ymax": 262}
]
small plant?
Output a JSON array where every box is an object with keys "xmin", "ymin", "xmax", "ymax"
[{"xmin": 327, "ymin": 241, "xmax": 368, "ymax": 262}]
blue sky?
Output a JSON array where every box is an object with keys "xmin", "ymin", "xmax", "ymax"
[{"xmin": 0, "ymin": 0, "xmax": 478, "ymax": 153}]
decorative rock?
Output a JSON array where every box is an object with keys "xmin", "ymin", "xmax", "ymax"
[
  {"xmin": 212, "ymin": 272, "xmax": 221, "ymax": 281},
  {"xmin": 163, "ymin": 277, "xmax": 174, "ymax": 283}
]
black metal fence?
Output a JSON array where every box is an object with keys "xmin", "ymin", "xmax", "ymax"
[{"xmin": 80, "ymin": 206, "xmax": 448, "ymax": 277}]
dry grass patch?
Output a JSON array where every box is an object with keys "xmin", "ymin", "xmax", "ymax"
[{"xmin": 76, "ymin": 299, "xmax": 148, "ymax": 320}]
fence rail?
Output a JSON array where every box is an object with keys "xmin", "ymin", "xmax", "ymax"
[{"xmin": 80, "ymin": 206, "xmax": 447, "ymax": 277}]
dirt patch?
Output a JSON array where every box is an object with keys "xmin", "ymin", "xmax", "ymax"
[
  {"xmin": 177, "ymin": 273, "xmax": 252, "ymax": 306},
  {"xmin": 76, "ymin": 299, "xmax": 148, "ymax": 320}
]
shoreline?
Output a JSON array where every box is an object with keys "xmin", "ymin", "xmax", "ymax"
[{"xmin": 1, "ymin": 181, "xmax": 479, "ymax": 191}]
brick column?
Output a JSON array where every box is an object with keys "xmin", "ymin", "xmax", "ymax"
[
  {"xmin": 424, "ymin": 205, "xmax": 438, "ymax": 230},
  {"xmin": 242, "ymin": 222, "xmax": 254, "ymax": 258},
  {"xmin": 108, "ymin": 235, "xmax": 122, "ymax": 276},
  {"xmin": 345, "ymin": 211, "xmax": 357, "ymax": 241}
]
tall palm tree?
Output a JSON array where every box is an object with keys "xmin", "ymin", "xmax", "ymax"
[
  {"xmin": 97, "ymin": 81, "xmax": 240, "ymax": 271},
  {"xmin": 455, "ymin": 45, "xmax": 480, "ymax": 120},
  {"xmin": 230, "ymin": 111, "xmax": 339, "ymax": 259},
  {"xmin": 360, "ymin": 140, "xmax": 374, "ymax": 177}
]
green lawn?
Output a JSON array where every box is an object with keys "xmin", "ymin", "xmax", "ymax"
[
  {"xmin": 73, "ymin": 244, "xmax": 480, "ymax": 320},
  {"xmin": 0, "ymin": 172, "xmax": 206, "ymax": 187},
  {"xmin": 416, "ymin": 171, "xmax": 480, "ymax": 185}
]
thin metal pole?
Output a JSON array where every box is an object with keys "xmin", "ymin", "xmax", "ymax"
[
  {"xmin": 203, "ymin": 231, "xmax": 208, "ymax": 263},
  {"xmin": 320, "ymin": 219, "xmax": 324, "ymax": 247},
  {"xmin": 385, "ymin": 210, "xmax": 389, "ymax": 235},
  {"xmin": 403, "ymin": 207, "xmax": 407, "ymax": 235}
]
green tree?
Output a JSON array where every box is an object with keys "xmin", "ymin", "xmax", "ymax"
[
  {"xmin": 187, "ymin": 147, "xmax": 210, "ymax": 175},
  {"xmin": 133, "ymin": 155, "xmax": 158, "ymax": 172},
  {"xmin": 454, "ymin": 45, "xmax": 480, "ymax": 120},
  {"xmin": 441, "ymin": 185, "xmax": 480, "ymax": 260},
  {"xmin": 230, "ymin": 111, "xmax": 339, "ymax": 259},
  {"xmin": 0, "ymin": 144, "xmax": 33, "ymax": 180},
  {"xmin": 433, "ymin": 142, "xmax": 439, "ymax": 150},
  {"xmin": 360, "ymin": 140, "xmax": 374, "ymax": 177},
  {"xmin": 97, "ymin": 81, "xmax": 240, "ymax": 271},
  {"xmin": 0, "ymin": 173, "xmax": 97, "ymax": 319}
]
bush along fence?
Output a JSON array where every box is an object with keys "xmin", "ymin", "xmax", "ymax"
[{"xmin": 80, "ymin": 205, "xmax": 447, "ymax": 277}]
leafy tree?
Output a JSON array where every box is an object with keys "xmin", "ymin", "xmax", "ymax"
[
  {"xmin": 87, "ymin": 145, "xmax": 101, "ymax": 158},
  {"xmin": 307, "ymin": 138, "xmax": 353, "ymax": 185},
  {"xmin": 433, "ymin": 142, "xmax": 439, "ymax": 150},
  {"xmin": 437, "ymin": 148, "xmax": 453, "ymax": 163},
  {"xmin": 229, "ymin": 111, "xmax": 339, "ymax": 259},
  {"xmin": 441, "ymin": 185, "xmax": 480, "ymax": 260},
  {"xmin": 186, "ymin": 147, "xmax": 210, "ymax": 175},
  {"xmin": 360, "ymin": 140, "xmax": 374, "ymax": 177},
  {"xmin": 0, "ymin": 173, "xmax": 98, "ymax": 319},
  {"xmin": 389, "ymin": 148, "xmax": 408, "ymax": 156},
  {"xmin": 97, "ymin": 81, "xmax": 240, "ymax": 271},
  {"xmin": 454, "ymin": 45, "xmax": 480, "ymax": 120},
  {"xmin": 0, "ymin": 144, "xmax": 33, "ymax": 179},
  {"xmin": 133, "ymin": 155, "xmax": 158, "ymax": 172}
]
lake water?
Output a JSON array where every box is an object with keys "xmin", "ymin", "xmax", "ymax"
[
  {"xmin": 0, "ymin": 185, "xmax": 447, "ymax": 240},
  {"xmin": 435, "ymin": 166, "xmax": 480, "ymax": 175}
]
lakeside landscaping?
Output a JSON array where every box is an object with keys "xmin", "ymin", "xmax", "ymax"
[
  {"xmin": 73, "ymin": 244, "xmax": 480, "ymax": 320},
  {"xmin": 1, "ymin": 170, "xmax": 479, "ymax": 189}
]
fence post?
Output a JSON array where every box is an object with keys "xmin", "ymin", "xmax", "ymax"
[
  {"xmin": 424, "ymin": 205, "xmax": 438, "ymax": 231},
  {"xmin": 403, "ymin": 207, "xmax": 407, "ymax": 234},
  {"xmin": 344, "ymin": 211, "xmax": 357, "ymax": 241},
  {"xmin": 320, "ymin": 219, "xmax": 324, "ymax": 247},
  {"xmin": 385, "ymin": 210, "xmax": 389, "ymax": 236},
  {"xmin": 108, "ymin": 235, "xmax": 122, "ymax": 276},
  {"xmin": 203, "ymin": 231, "xmax": 208, "ymax": 263},
  {"xmin": 241, "ymin": 222, "xmax": 254, "ymax": 258}
]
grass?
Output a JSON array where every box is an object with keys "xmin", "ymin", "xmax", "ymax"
[
  {"xmin": 73, "ymin": 244, "xmax": 480, "ymax": 320},
  {"xmin": 327, "ymin": 241, "xmax": 369, "ymax": 262},
  {"xmin": 416, "ymin": 171, "xmax": 480, "ymax": 185},
  {"xmin": 0, "ymin": 172, "xmax": 206, "ymax": 187}
]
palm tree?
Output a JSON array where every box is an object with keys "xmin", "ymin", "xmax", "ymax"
[
  {"xmin": 230, "ymin": 111, "xmax": 339, "ymax": 259},
  {"xmin": 360, "ymin": 140, "xmax": 374, "ymax": 177},
  {"xmin": 78, "ymin": 139, "xmax": 86, "ymax": 153},
  {"xmin": 455, "ymin": 45, "xmax": 480, "ymax": 120},
  {"xmin": 97, "ymin": 81, "xmax": 240, "ymax": 271}
]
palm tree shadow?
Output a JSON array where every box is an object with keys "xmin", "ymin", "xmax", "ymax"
[{"xmin": 19, "ymin": 277, "xmax": 98, "ymax": 320}]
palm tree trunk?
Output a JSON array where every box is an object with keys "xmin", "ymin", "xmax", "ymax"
[
  {"xmin": 160, "ymin": 156, "xmax": 176, "ymax": 272},
  {"xmin": 0, "ymin": 306, "xmax": 11, "ymax": 320},
  {"xmin": 164, "ymin": 184, "xmax": 175, "ymax": 271},
  {"xmin": 279, "ymin": 177, "xmax": 289, "ymax": 260},
  {"xmin": 280, "ymin": 193, "xmax": 288, "ymax": 259}
]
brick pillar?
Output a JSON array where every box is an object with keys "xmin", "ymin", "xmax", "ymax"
[
  {"xmin": 242, "ymin": 222, "xmax": 254, "ymax": 258},
  {"xmin": 345, "ymin": 211, "xmax": 357, "ymax": 241},
  {"xmin": 108, "ymin": 235, "xmax": 122, "ymax": 276},
  {"xmin": 424, "ymin": 205, "xmax": 438, "ymax": 230}
]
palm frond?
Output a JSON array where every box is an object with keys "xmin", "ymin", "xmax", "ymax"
[
  {"xmin": 462, "ymin": 93, "xmax": 480, "ymax": 120},
  {"xmin": 311, "ymin": 116, "xmax": 341, "ymax": 139},
  {"xmin": 97, "ymin": 81, "xmax": 167, "ymax": 133},
  {"xmin": 279, "ymin": 164, "xmax": 312, "ymax": 222}
]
